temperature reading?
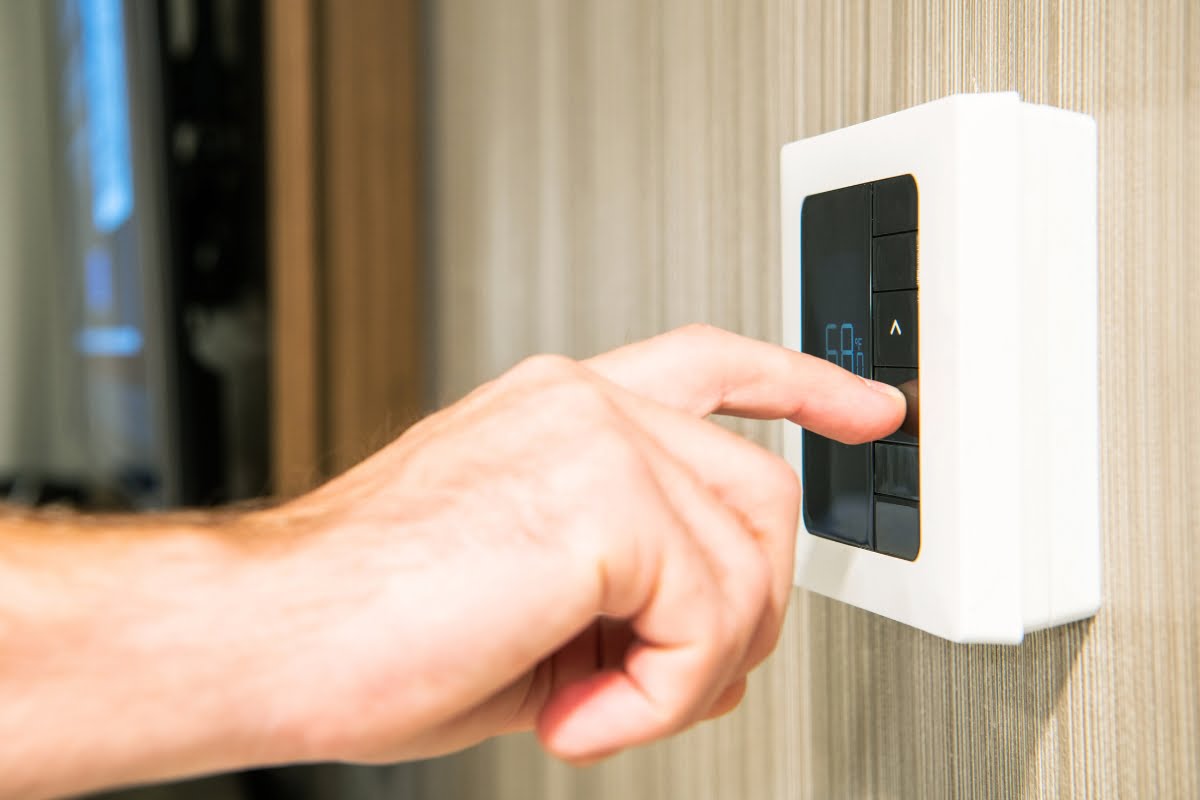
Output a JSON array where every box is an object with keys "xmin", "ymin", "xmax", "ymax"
[{"xmin": 825, "ymin": 322, "xmax": 865, "ymax": 376}]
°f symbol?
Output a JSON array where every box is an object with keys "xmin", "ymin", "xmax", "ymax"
[{"xmin": 889, "ymin": 319, "xmax": 903, "ymax": 336}]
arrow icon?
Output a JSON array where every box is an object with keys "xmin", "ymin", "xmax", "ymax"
[{"xmin": 890, "ymin": 319, "xmax": 903, "ymax": 336}]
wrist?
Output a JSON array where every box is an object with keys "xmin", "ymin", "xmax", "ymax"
[{"xmin": 0, "ymin": 508, "xmax": 317, "ymax": 796}]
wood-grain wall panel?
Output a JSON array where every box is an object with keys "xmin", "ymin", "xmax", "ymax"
[
  {"xmin": 322, "ymin": 0, "xmax": 425, "ymax": 473},
  {"xmin": 266, "ymin": 0, "xmax": 321, "ymax": 496},
  {"xmin": 268, "ymin": 0, "xmax": 425, "ymax": 489},
  {"xmin": 420, "ymin": 1, "xmax": 1200, "ymax": 797}
]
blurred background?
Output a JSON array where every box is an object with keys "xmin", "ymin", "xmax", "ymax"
[
  {"xmin": 0, "ymin": 0, "xmax": 271, "ymax": 511},
  {"xmin": 1, "ymin": 0, "xmax": 1197, "ymax": 798},
  {"xmin": 1, "ymin": 0, "xmax": 420, "ymax": 796}
]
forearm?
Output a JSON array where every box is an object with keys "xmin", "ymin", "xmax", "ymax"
[
  {"xmin": 0, "ymin": 506, "xmax": 309, "ymax": 798},
  {"xmin": 0, "ymin": 488, "xmax": 583, "ymax": 796}
]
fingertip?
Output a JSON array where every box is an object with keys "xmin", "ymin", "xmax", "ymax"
[
  {"xmin": 537, "ymin": 666, "xmax": 693, "ymax": 762},
  {"xmin": 864, "ymin": 377, "xmax": 906, "ymax": 405},
  {"xmin": 792, "ymin": 374, "xmax": 908, "ymax": 445},
  {"xmin": 861, "ymin": 378, "xmax": 909, "ymax": 439},
  {"xmin": 535, "ymin": 671, "xmax": 631, "ymax": 761}
]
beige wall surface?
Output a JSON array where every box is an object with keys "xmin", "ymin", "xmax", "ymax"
[
  {"xmin": 268, "ymin": 0, "xmax": 426, "ymax": 493},
  {"xmin": 0, "ymin": 0, "xmax": 34, "ymax": 471},
  {"xmin": 0, "ymin": 0, "xmax": 55, "ymax": 474},
  {"xmin": 421, "ymin": 1, "xmax": 1199, "ymax": 797},
  {"xmin": 0, "ymin": 0, "xmax": 85, "ymax": 479}
]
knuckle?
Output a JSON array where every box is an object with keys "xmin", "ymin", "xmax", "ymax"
[
  {"xmin": 766, "ymin": 454, "xmax": 802, "ymax": 508},
  {"xmin": 745, "ymin": 621, "xmax": 783, "ymax": 669},
  {"xmin": 506, "ymin": 356, "xmax": 617, "ymax": 422},
  {"xmin": 672, "ymin": 322, "xmax": 724, "ymax": 347},
  {"xmin": 716, "ymin": 549, "xmax": 771, "ymax": 658},
  {"xmin": 709, "ymin": 607, "xmax": 747, "ymax": 666},
  {"xmin": 729, "ymin": 573, "xmax": 768, "ymax": 652},
  {"xmin": 745, "ymin": 592, "xmax": 784, "ymax": 661},
  {"xmin": 506, "ymin": 353, "xmax": 580, "ymax": 385},
  {"xmin": 718, "ymin": 680, "xmax": 749, "ymax": 715},
  {"xmin": 743, "ymin": 550, "xmax": 773, "ymax": 606},
  {"xmin": 648, "ymin": 693, "xmax": 695, "ymax": 736}
]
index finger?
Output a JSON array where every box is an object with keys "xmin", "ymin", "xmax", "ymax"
[{"xmin": 584, "ymin": 324, "xmax": 906, "ymax": 445}]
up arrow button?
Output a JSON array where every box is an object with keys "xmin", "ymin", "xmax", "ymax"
[{"xmin": 874, "ymin": 290, "xmax": 918, "ymax": 367}]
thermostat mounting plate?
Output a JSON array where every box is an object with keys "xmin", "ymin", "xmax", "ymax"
[{"xmin": 780, "ymin": 93, "xmax": 1100, "ymax": 644}]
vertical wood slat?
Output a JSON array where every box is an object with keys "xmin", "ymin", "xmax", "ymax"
[
  {"xmin": 422, "ymin": 0, "xmax": 1200, "ymax": 797},
  {"xmin": 267, "ymin": 0, "xmax": 425, "ymax": 490},
  {"xmin": 265, "ymin": 0, "xmax": 321, "ymax": 496},
  {"xmin": 322, "ymin": 0, "xmax": 425, "ymax": 474}
]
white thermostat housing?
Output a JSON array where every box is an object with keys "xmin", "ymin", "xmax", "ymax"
[{"xmin": 780, "ymin": 92, "xmax": 1100, "ymax": 643}]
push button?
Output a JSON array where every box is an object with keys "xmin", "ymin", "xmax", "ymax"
[
  {"xmin": 873, "ymin": 290, "xmax": 917, "ymax": 367},
  {"xmin": 873, "ymin": 367, "xmax": 918, "ymax": 444},
  {"xmin": 875, "ymin": 497, "xmax": 920, "ymax": 561},
  {"xmin": 873, "ymin": 175, "xmax": 917, "ymax": 236},
  {"xmin": 874, "ymin": 443, "xmax": 919, "ymax": 501},
  {"xmin": 872, "ymin": 232, "xmax": 917, "ymax": 291}
]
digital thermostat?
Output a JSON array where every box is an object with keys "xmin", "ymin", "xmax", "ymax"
[{"xmin": 780, "ymin": 93, "xmax": 1101, "ymax": 643}]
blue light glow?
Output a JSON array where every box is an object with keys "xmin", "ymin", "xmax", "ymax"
[
  {"xmin": 76, "ymin": 325, "xmax": 144, "ymax": 357},
  {"xmin": 84, "ymin": 247, "xmax": 115, "ymax": 313},
  {"xmin": 824, "ymin": 322, "xmax": 865, "ymax": 376},
  {"xmin": 78, "ymin": 0, "xmax": 134, "ymax": 234}
]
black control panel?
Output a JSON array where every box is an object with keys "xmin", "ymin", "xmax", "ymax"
[{"xmin": 800, "ymin": 175, "xmax": 920, "ymax": 560}]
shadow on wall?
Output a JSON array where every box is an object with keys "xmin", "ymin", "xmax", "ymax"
[{"xmin": 804, "ymin": 597, "xmax": 1092, "ymax": 798}]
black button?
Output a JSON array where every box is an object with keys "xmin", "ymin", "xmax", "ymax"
[
  {"xmin": 873, "ymin": 175, "xmax": 917, "ymax": 236},
  {"xmin": 873, "ymin": 367, "xmax": 918, "ymax": 444},
  {"xmin": 872, "ymin": 232, "xmax": 917, "ymax": 291},
  {"xmin": 875, "ymin": 497, "xmax": 920, "ymax": 561},
  {"xmin": 874, "ymin": 442, "xmax": 919, "ymax": 501},
  {"xmin": 873, "ymin": 290, "xmax": 917, "ymax": 367}
]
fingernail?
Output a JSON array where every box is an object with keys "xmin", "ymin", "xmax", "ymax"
[{"xmin": 863, "ymin": 378, "xmax": 905, "ymax": 402}]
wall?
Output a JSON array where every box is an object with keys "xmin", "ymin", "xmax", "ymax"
[
  {"xmin": 419, "ymin": 0, "xmax": 1199, "ymax": 797},
  {"xmin": 0, "ymin": 1, "xmax": 46, "ymax": 473},
  {"xmin": 0, "ymin": 0, "xmax": 83, "ymax": 481},
  {"xmin": 267, "ymin": 0, "xmax": 425, "ymax": 495}
]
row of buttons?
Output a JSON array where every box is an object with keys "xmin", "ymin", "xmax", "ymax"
[{"xmin": 871, "ymin": 176, "xmax": 919, "ymax": 561}]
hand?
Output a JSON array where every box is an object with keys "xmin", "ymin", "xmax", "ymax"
[
  {"xmin": 266, "ymin": 325, "xmax": 905, "ymax": 765},
  {"xmin": 0, "ymin": 325, "xmax": 906, "ymax": 798}
]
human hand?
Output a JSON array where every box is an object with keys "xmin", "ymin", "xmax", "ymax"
[{"xmin": 262, "ymin": 325, "xmax": 906, "ymax": 766}]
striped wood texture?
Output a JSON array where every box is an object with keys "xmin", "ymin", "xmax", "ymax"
[
  {"xmin": 268, "ymin": 0, "xmax": 426, "ymax": 493},
  {"xmin": 420, "ymin": 1, "xmax": 1200, "ymax": 797}
]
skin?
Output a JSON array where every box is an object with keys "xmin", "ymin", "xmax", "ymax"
[{"xmin": 0, "ymin": 325, "xmax": 905, "ymax": 799}]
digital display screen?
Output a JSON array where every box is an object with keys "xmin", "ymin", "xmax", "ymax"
[
  {"xmin": 824, "ymin": 322, "xmax": 865, "ymax": 376},
  {"xmin": 800, "ymin": 182, "xmax": 873, "ymax": 547}
]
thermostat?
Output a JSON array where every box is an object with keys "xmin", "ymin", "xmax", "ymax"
[{"xmin": 780, "ymin": 93, "xmax": 1101, "ymax": 643}]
